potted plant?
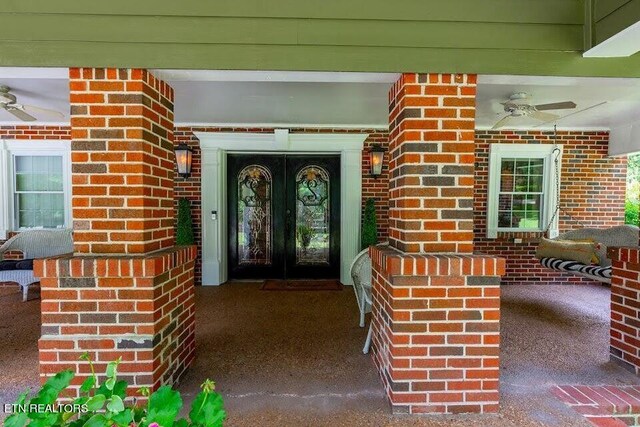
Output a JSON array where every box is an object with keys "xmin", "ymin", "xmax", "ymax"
[
  {"xmin": 361, "ymin": 198, "xmax": 378, "ymax": 250},
  {"xmin": 176, "ymin": 198, "xmax": 195, "ymax": 246},
  {"xmin": 296, "ymin": 224, "xmax": 314, "ymax": 254}
]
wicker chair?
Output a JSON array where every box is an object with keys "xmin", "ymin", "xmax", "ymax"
[
  {"xmin": 349, "ymin": 247, "xmax": 374, "ymax": 354},
  {"xmin": 0, "ymin": 229, "xmax": 74, "ymax": 301}
]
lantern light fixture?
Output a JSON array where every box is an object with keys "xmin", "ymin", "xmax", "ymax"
[
  {"xmin": 369, "ymin": 144, "xmax": 386, "ymax": 178},
  {"xmin": 175, "ymin": 143, "xmax": 193, "ymax": 179}
]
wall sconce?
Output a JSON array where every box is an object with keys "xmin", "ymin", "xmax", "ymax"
[
  {"xmin": 175, "ymin": 143, "xmax": 193, "ymax": 179},
  {"xmin": 369, "ymin": 144, "xmax": 386, "ymax": 178}
]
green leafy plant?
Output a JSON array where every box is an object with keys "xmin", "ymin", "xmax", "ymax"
[
  {"xmin": 4, "ymin": 353, "xmax": 226, "ymax": 427},
  {"xmin": 625, "ymin": 198, "xmax": 639, "ymax": 226},
  {"xmin": 361, "ymin": 198, "xmax": 378, "ymax": 250},
  {"xmin": 296, "ymin": 225, "xmax": 314, "ymax": 253},
  {"xmin": 176, "ymin": 198, "xmax": 195, "ymax": 246}
]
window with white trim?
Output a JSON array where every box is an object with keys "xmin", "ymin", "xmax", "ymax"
[
  {"xmin": 487, "ymin": 144, "xmax": 561, "ymax": 238},
  {"xmin": 0, "ymin": 140, "xmax": 71, "ymax": 239}
]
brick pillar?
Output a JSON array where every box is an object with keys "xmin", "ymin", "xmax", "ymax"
[
  {"xmin": 609, "ymin": 247, "xmax": 640, "ymax": 374},
  {"xmin": 371, "ymin": 73, "xmax": 505, "ymax": 415},
  {"xmin": 35, "ymin": 68, "xmax": 195, "ymax": 395},
  {"xmin": 388, "ymin": 73, "xmax": 476, "ymax": 254}
]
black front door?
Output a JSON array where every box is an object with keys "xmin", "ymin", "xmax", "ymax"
[{"xmin": 228, "ymin": 154, "xmax": 340, "ymax": 280}]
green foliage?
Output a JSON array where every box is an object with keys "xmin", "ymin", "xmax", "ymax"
[
  {"xmin": 176, "ymin": 198, "xmax": 195, "ymax": 245},
  {"xmin": 627, "ymin": 153, "xmax": 640, "ymax": 226},
  {"xmin": 4, "ymin": 353, "xmax": 226, "ymax": 427},
  {"xmin": 361, "ymin": 198, "xmax": 378, "ymax": 250},
  {"xmin": 626, "ymin": 199, "xmax": 639, "ymax": 226},
  {"xmin": 296, "ymin": 225, "xmax": 314, "ymax": 250}
]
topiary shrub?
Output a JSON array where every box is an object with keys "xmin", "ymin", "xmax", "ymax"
[
  {"xmin": 361, "ymin": 198, "xmax": 378, "ymax": 250},
  {"xmin": 4, "ymin": 353, "xmax": 226, "ymax": 427},
  {"xmin": 176, "ymin": 198, "xmax": 195, "ymax": 246}
]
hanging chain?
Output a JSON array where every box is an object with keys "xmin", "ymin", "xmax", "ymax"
[{"xmin": 543, "ymin": 125, "xmax": 587, "ymax": 235}]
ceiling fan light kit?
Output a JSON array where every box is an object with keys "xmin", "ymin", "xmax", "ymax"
[{"xmin": 0, "ymin": 85, "xmax": 64, "ymax": 122}]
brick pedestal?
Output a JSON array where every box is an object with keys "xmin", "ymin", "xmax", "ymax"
[
  {"xmin": 370, "ymin": 245, "xmax": 504, "ymax": 414},
  {"xmin": 36, "ymin": 246, "xmax": 196, "ymax": 394},
  {"xmin": 609, "ymin": 247, "xmax": 640, "ymax": 374}
]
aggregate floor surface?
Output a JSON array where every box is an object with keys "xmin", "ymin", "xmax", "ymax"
[{"xmin": 1, "ymin": 282, "xmax": 639, "ymax": 426}]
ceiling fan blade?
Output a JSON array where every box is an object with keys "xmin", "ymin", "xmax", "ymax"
[
  {"xmin": 491, "ymin": 115, "xmax": 515, "ymax": 129},
  {"xmin": 5, "ymin": 107, "xmax": 37, "ymax": 122},
  {"xmin": 530, "ymin": 111, "xmax": 560, "ymax": 122},
  {"xmin": 20, "ymin": 104, "xmax": 65, "ymax": 119},
  {"xmin": 533, "ymin": 101, "xmax": 608, "ymax": 128},
  {"xmin": 534, "ymin": 101, "xmax": 577, "ymax": 111}
]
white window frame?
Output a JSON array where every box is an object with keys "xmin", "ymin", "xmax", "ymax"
[
  {"xmin": 487, "ymin": 143, "xmax": 561, "ymax": 239},
  {"xmin": 0, "ymin": 140, "xmax": 72, "ymax": 239}
]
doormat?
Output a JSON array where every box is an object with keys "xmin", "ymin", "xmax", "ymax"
[{"xmin": 260, "ymin": 279, "xmax": 343, "ymax": 291}]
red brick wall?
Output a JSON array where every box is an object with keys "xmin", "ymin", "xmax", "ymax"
[
  {"xmin": 609, "ymin": 247, "xmax": 640, "ymax": 374},
  {"xmin": 36, "ymin": 246, "xmax": 196, "ymax": 395},
  {"xmin": 474, "ymin": 130, "xmax": 627, "ymax": 285},
  {"xmin": 0, "ymin": 125, "xmax": 70, "ymax": 139},
  {"xmin": 387, "ymin": 73, "xmax": 476, "ymax": 253},
  {"xmin": 370, "ymin": 245, "xmax": 504, "ymax": 414},
  {"xmin": 69, "ymin": 68, "xmax": 175, "ymax": 254},
  {"xmin": 174, "ymin": 126, "xmax": 390, "ymax": 284}
]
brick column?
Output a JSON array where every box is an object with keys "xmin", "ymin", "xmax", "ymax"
[
  {"xmin": 609, "ymin": 247, "xmax": 640, "ymax": 374},
  {"xmin": 388, "ymin": 73, "xmax": 476, "ymax": 254},
  {"xmin": 371, "ymin": 73, "xmax": 504, "ymax": 415},
  {"xmin": 35, "ymin": 68, "xmax": 195, "ymax": 395}
]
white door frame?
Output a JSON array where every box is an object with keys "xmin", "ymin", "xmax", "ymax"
[{"xmin": 196, "ymin": 129, "xmax": 366, "ymax": 286}]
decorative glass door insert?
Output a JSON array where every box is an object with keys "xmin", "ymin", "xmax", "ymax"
[
  {"xmin": 228, "ymin": 154, "xmax": 340, "ymax": 280},
  {"xmin": 237, "ymin": 165, "xmax": 272, "ymax": 265},
  {"xmin": 295, "ymin": 166, "xmax": 330, "ymax": 266}
]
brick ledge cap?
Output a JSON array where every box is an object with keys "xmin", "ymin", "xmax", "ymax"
[
  {"xmin": 369, "ymin": 244, "xmax": 505, "ymax": 276},
  {"xmin": 608, "ymin": 246, "xmax": 640, "ymax": 263},
  {"xmin": 34, "ymin": 245, "xmax": 197, "ymax": 278}
]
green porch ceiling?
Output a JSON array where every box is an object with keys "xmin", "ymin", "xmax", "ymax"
[
  {"xmin": 595, "ymin": 0, "xmax": 640, "ymax": 44},
  {"xmin": 2, "ymin": 0, "xmax": 640, "ymax": 76}
]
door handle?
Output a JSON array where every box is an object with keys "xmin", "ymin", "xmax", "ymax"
[{"xmin": 286, "ymin": 209, "xmax": 292, "ymax": 234}]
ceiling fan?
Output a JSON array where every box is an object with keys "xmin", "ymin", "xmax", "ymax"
[
  {"xmin": 0, "ymin": 85, "xmax": 64, "ymax": 122},
  {"xmin": 491, "ymin": 92, "xmax": 577, "ymax": 129}
]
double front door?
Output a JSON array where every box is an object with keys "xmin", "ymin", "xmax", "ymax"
[{"xmin": 228, "ymin": 154, "xmax": 340, "ymax": 280}]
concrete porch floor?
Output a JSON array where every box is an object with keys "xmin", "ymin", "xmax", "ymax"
[{"xmin": 1, "ymin": 283, "xmax": 640, "ymax": 426}]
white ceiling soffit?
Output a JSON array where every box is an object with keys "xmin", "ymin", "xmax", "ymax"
[
  {"xmin": 152, "ymin": 69, "xmax": 400, "ymax": 84},
  {"xmin": 476, "ymin": 74, "xmax": 640, "ymax": 156},
  {"xmin": 584, "ymin": 21, "xmax": 640, "ymax": 58},
  {"xmin": 156, "ymin": 70, "xmax": 397, "ymax": 128},
  {"xmin": 0, "ymin": 67, "xmax": 69, "ymax": 124},
  {"xmin": 166, "ymin": 80, "xmax": 393, "ymax": 128}
]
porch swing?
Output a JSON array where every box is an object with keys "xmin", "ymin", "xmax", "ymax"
[{"xmin": 534, "ymin": 127, "xmax": 638, "ymax": 284}]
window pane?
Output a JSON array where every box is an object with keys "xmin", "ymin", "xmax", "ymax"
[
  {"xmin": 530, "ymin": 159, "xmax": 544, "ymax": 175},
  {"xmin": 15, "ymin": 173, "xmax": 33, "ymax": 191},
  {"xmin": 515, "ymin": 159, "xmax": 530, "ymax": 174},
  {"xmin": 496, "ymin": 155, "xmax": 546, "ymax": 230},
  {"xmin": 14, "ymin": 155, "xmax": 65, "ymax": 229},
  {"xmin": 500, "ymin": 159, "xmax": 515, "ymax": 191},
  {"xmin": 514, "ymin": 176, "xmax": 528, "ymax": 192},
  {"xmin": 528, "ymin": 175, "xmax": 543, "ymax": 192},
  {"xmin": 498, "ymin": 211, "xmax": 512, "ymax": 228}
]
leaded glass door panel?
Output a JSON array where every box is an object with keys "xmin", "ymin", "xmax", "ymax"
[
  {"xmin": 228, "ymin": 154, "xmax": 340, "ymax": 280},
  {"xmin": 284, "ymin": 155, "xmax": 340, "ymax": 279},
  {"xmin": 228, "ymin": 155, "xmax": 285, "ymax": 279}
]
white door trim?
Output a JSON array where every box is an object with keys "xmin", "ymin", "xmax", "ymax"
[{"xmin": 196, "ymin": 129, "xmax": 366, "ymax": 286}]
